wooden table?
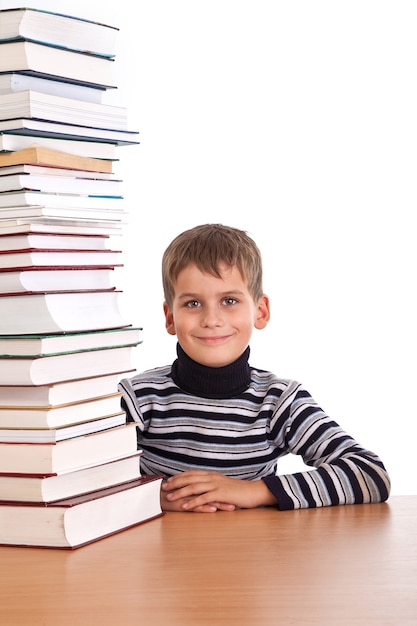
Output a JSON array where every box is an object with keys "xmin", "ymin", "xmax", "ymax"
[{"xmin": 0, "ymin": 495, "xmax": 416, "ymax": 625}]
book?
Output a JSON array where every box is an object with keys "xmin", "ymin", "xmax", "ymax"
[
  {"xmin": 0, "ymin": 164, "xmax": 115, "ymax": 180},
  {"xmin": 0, "ymin": 72, "xmax": 108, "ymax": 104},
  {"xmin": 0, "ymin": 345, "xmax": 135, "ymax": 385},
  {"xmin": 0, "ymin": 135, "xmax": 119, "ymax": 160},
  {"xmin": 0, "ymin": 422, "xmax": 138, "ymax": 474},
  {"xmin": 0, "ymin": 191, "xmax": 123, "ymax": 208},
  {"xmin": 0, "ymin": 373, "xmax": 131, "ymax": 407},
  {"xmin": 0, "ymin": 291, "xmax": 128, "ymax": 335},
  {"xmin": 0, "ymin": 231, "xmax": 116, "ymax": 252},
  {"xmin": 0, "ymin": 412, "xmax": 127, "ymax": 442},
  {"xmin": 0, "ymin": 207, "xmax": 126, "ymax": 223},
  {"xmin": 0, "ymin": 118, "xmax": 139, "ymax": 145},
  {"xmin": 0, "ymin": 41, "xmax": 115, "ymax": 88},
  {"xmin": 0, "ymin": 268, "xmax": 118, "ymax": 293},
  {"xmin": 0, "ymin": 249, "xmax": 122, "ymax": 270},
  {"xmin": 0, "ymin": 393, "xmax": 124, "ymax": 428},
  {"xmin": 0, "ymin": 172, "xmax": 123, "ymax": 196},
  {"xmin": 0, "ymin": 8, "xmax": 118, "ymax": 57},
  {"xmin": 0, "ymin": 452, "xmax": 142, "ymax": 502},
  {"xmin": 0, "ymin": 90, "xmax": 128, "ymax": 129},
  {"xmin": 0, "ymin": 219, "xmax": 124, "ymax": 237},
  {"xmin": 0, "ymin": 452, "xmax": 142, "ymax": 503},
  {"xmin": 0, "ymin": 327, "xmax": 142, "ymax": 357},
  {"xmin": 0, "ymin": 146, "xmax": 115, "ymax": 173},
  {"xmin": 0, "ymin": 475, "xmax": 164, "ymax": 549}
]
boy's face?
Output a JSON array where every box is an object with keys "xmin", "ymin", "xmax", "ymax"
[{"xmin": 163, "ymin": 263, "xmax": 270, "ymax": 367}]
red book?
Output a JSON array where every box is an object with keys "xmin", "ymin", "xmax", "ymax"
[{"xmin": 0, "ymin": 475, "xmax": 164, "ymax": 549}]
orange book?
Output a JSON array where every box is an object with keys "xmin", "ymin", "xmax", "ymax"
[{"xmin": 0, "ymin": 146, "xmax": 113, "ymax": 173}]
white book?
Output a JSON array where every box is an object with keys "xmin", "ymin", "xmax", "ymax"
[
  {"xmin": 0, "ymin": 207, "xmax": 126, "ymax": 223},
  {"xmin": 0, "ymin": 411, "xmax": 127, "ymax": 436},
  {"xmin": 0, "ymin": 164, "xmax": 114, "ymax": 180},
  {"xmin": 0, "ymin": 7, "xmax": 119, "ymax": 57},
  {"xmin": 0, "ymin": 451, "xmax": 141, "ymax": 502},
  {"xmin": 0, "ymin": 452, "xmax": 142, "ymax": 503},
  {"xmin": 0, "ymin": 268, "xmax": 117, "ymax": 294},
  {"xmin": 0, "ymin": 249, "xmax": 122, "ymax": 270},
  {"xmin": 0, "ymin": 90, "xmax": 128, "ymax": 130},
  {"xmin": 0, "ymin": 373, "xmax": 129, "ymax": 407},
  {"xmin": 0, "ymin": 191, "xmax": 123, "ymax": 208},
  {"xmin": 0, "ymin": 345, "xmax": 137, "ymax": 386},
  {"xmin": 0, "ymin": 72, "xmax": 108, "ymax": 104},
  {"xmin": 0, "ymin": 118, "xmax": 139, "ymax": 145},
  {"xmin": 0, "ymin": 231, "xmax": 115, "ymax": 251},
  {"xmin": 0, "ymin": 133, "xmax": 118, "ymax": 159},
  {"xmin": 0, "ymin": 327, "xmax": 142, "ymax": 357},
  {"xmin": 0, "ymin": 475, "xmax": 163, "ymax": 549},
  {"xmin": 0, "ymin": 291, "xmax": 128, "ymax": 337},
  {"xmin": 0, "ymin": 423, "xmax": 138, "ymax": 474},
  {"xmin": 0, "ymin": 41, "xmax": 115, "ymax": 88},
  {"xmin": 0, "ymin": 172, "xmax": 122, "ymax": 196},
  {"xmin": 0, "ymin": 218, "xmax": 124, "ymax": 236}
]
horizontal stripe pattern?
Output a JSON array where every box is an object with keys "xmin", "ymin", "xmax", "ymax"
[{"xmin": 118, "ymin": 365, "xmax": 391, "ymax": 510}]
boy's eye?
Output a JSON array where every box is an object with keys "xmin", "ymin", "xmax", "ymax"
[
  {"xmin": 185, "ymin": 300, "xmax": 201, "ymax": 308},
  {"xmin": 223, "ymin": 297, "xmax": 238, "ymax": 306}
]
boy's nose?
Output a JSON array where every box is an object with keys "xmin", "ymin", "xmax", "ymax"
[{"xmin": 201, "ymin": 305, "xmax": 223, "ymax": 327}]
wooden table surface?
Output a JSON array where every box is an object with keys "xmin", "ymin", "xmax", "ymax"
[{"xmin": 0, "ymin": 495, "xmax": 416, "ymax": 625}]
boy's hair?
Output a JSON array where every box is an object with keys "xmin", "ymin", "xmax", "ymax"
[{"xmin": 162, "ymin": 223, "xmax": 264, "ymax": 307}]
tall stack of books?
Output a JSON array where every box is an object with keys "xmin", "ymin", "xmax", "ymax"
[{"xmin": 0, "ymin": 7, "xmax": 163, "ymax": 549}]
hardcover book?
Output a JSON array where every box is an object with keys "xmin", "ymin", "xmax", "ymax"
[
  {"xmin": 0, "ymin": 7, "xmax": 119, "ymax": 58},
  {"xmin": 0, "ymin": 90, "xmax": 127, "ymax": 128},
  {"xmin": 0, "ymin": 393, "xmax": 124, "ymax": 429},
  {"xmin": 0, "ymin": 41, "xmax": 115, "ymax": 88},
  {"xmin": 0, "ymin": 290, "xmax": 128, "ymax": 336},
  {"xmin": 0, "ymin": 146, "xmax": 115, "ymax": 173},
  {"xmin": 0, "ymin": 422, "xmax": 138, "ymax": 474},
  {"xmin": 0, "ymin": 452, "xmax": 142, "ymax": 503},
  {"xmin": 0, "ymin": 475, "xmax": 164, "ymax": 549},
  {"xmin": 0, "ymin": 345, "xmax": 135, "ymax": 385}
]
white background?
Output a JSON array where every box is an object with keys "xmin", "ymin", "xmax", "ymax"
[{"xmin": 1, "ymin": 0, "xmax": 416, "ymax": 494}]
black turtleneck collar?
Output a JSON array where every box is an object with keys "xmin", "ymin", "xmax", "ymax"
[{"xmin": 170, "ymin": 343, "xmax": 251, "ymax": 399}]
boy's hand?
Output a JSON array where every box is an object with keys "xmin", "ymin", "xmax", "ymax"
[{"xmin": 160, "ymin": 470, "xmax": 277, "ymax": 512}]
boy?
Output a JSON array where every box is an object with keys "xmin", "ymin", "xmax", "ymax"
[{"xmin": 119, "ymin": 224, "xmax": 390, "ymax": 512}]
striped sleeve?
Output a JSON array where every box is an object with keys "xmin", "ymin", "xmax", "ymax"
[{"xmin": 263, "ymin": 384, "xmax": 391, "ymax": 510}]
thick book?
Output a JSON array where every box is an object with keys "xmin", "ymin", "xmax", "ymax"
[
  {"xmin": 0, "ymin": 72, "xmax": 108, "ymax": 104},
  {"xmin": 0, "ymin": 267, "xmax": 118, "ymax": 294},
  {"xmin": 0, "ymin": 452, "xmax": 142, "ymax": 503},
  {"xmin": 0, "ymin": 41, "xmax": 115, "ymax": 88},
  {"xmin": 0, "ymin": 291, "xmax": 127, "ymax": 336},
  {"xmin": 0, "ymin": 327, "xmax": 142, "ymax": 357},
  {"xmin": 0, "ymin": 8, "xmax": 119, "ymax": 58},
  {"xmin": 0, "ymin": 118, "xmax": 139, "ymax": 145},
  {"xmin": 0, "ymin": 393, "xmax": 124, "ymax": 428},
  {"xmin": 0, "ymin": 373, "xmax": 132, "ymax": 408},
  {"xmin": 0, "ymin": 146, "xmax": 114, "ymax": 174},
  {"xmin": 0, "ymin": 249, "xmax": 122, "ymax": 270},
  {"xmin": 0, "ymin": 475, "xmax": 164, "ymax": 549},
  {"xmin": 0, "ymin": 134, "xmax": 119, "ymax": 160},
  {"xmin": 0, "ymin": 231, "xmax": 116, "ymax": 252},
  {"xmin": 0, "ymin": 172, "xmax": 122, "ymax": 196},
  {"xmin": 0, "ymin": 422, "xmax": 138, "ymax": 474},
  {"xmin": 0, "ymin": 412, "xmax": 126, "ymax": 442},
  {"xmin": 0, "ymin": 345, "xmax": 136, "ymax": 386},
  {"xmin": 0, "ymin": 90, "xmax": 128, "ymax": 128}
]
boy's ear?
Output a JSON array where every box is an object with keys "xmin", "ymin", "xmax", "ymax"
[
  {"xmin": 163, "ymin": 302, "xmax": 176, "ymax": 336},
  {"xmin": 254, "ymin": 294, "xmax": 270, "ymax": 330}
]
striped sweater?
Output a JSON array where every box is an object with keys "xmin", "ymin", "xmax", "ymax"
[{"xmin": 118, "ymin": 344, "xmax": 390, "ymax": 510}]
